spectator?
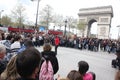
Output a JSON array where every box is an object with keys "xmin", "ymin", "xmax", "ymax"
[
  {"xmin": 11, "ymin": 35, "xmax": 22, "ymax": 53},
  {"xmin": 54, "ymin": 36, "xmax": 60, "ymax": 55},
  {"xmin": 41, "ymin": 43, "xmax": 59, "ymax": 74},
  {"xmin": 0, "ymin": 55, "xmax": 20, "ymax": 80},
  {"xmin": 78, "ymin": 61, "xmax": 95, "ymax": 80},
  {"xmin": 57, "ymin": 70, "xmax": 83, "ymax": 80},
  {"xmin": 18, "ymin": 40, "xmax": 34, "ymax": 53},
  {"xmin": 16, "ymin": 47, "xmax": 41, "ymax": 80},
  {"xmin": 67, "ymin": 70, "xmax": 83, "ymax": 80},
  {"xmin": 0, "ymin": 44, "xmax": 7, "ymax": 74},
  {"xmin": 0, "ymin": 34, "xmax": 13, "ymax": 53}
]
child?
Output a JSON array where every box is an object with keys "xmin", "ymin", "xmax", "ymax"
[{"xmin": 78, "ymin": 61, "xmax": 96, "ymax": 80}]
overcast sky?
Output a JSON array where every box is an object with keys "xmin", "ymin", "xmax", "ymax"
[{"xmin": 0, "ymin": 0, "xmax": 120, "ymax": 39}]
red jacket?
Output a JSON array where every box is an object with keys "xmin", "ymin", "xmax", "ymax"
[{"xmin": 54, "ymin": 37, "xmax": 60, "ymax": 46}]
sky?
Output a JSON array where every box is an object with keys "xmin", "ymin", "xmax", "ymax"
[{"xmin": 0, "ymin": 0, "xmax": 120, "ymax": 39}]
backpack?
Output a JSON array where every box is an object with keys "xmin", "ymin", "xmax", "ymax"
[
  {"xmin": 39, "ymin": 60, "xmax": 54, "ymax": 80},
  {"xmin": 41, "ymin": 52, "xmax": 59, "ymax": 74}
]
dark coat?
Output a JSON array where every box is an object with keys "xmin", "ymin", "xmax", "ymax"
[
  {"xmin": 41, "ymin": 51, "xmax": 59, "ymax": 74},
  {"xmin": 0, "ymin": 59, "xmax": 7, "ymax": 74}
]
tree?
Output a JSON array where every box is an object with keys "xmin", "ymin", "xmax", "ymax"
[
  {"xmin": 1, "ymin": 15, "xmax": 12, "ymax": 26},
  {"xmin": 67, "ymin": 17, "xmax": 77, "ymax": 34},
  {"xmin": 11, "ymin": 3, "xmax": 26, "ymax": 28},
  {"xmin": 77, "ymin": 21, "xmax": 86, "ymax": 37},
  {"xmin": 52, "ymin": 14, "xmax": 64, "ymax": 30},
  {"xmin": 39, "ymin": 5, "xmax": 53, "ymax": 30}
]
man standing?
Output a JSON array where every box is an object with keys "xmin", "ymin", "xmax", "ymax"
[{"xmin": 54, "ymin": 36, "xmax": 60, "ymax": 55}]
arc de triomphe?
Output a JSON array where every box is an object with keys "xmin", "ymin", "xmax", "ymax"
[{"xmin": 78, "ymin": 5, "xmax": 113, "ymax": 39}]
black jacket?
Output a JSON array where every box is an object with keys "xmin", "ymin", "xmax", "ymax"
[
  {"xmin": 41, "ymin": 51, "xmax": 59, "ymax": 74},
  {"xmin": 0, "ymin": 59, "xmax": 7, "ymax": 74}
]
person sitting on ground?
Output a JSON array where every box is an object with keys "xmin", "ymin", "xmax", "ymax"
[
  {"xmin": 41, "ymin": 43, "xmax": 59, "ymax": 75},
  {"xmin": 16, "ymin": 47, "xmax": 41, "ymax": 80},
  {"xmin": 78, "ymin": 61, "xmax": 96, "ymax": 80},
  {"xmin": 0, "ymin": 55, "xmax": 20, "ymax": 80}
]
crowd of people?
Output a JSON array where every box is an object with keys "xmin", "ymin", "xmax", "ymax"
[{"xmin": 0, "ymin": 31, "xmax": 120, "ymax": 80}]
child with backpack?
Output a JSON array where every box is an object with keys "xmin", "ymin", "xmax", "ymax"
[
  {"xmin": 39, "ymin": 43, "xmax": 59, "ymax": 80},
  {"xmin": 78, "ymin": 61, "xmax": 96, "ymax": 80}
]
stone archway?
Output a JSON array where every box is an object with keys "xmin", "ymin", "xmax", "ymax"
[
  {"xmin": 87, "ymin": 19, "xmax": 97, "ymax": 37},
  {"xmin": 78, "ymin": 5, "xmax": 113, "ymax": 39}
]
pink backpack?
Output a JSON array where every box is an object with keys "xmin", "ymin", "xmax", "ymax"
[
  {"xmin": 39, "ymin": 60, "xmax": 54, "ymax": 80},
  {"xmin": 83, "ymin": 72, "xmax": 93, "ymax": 80}
]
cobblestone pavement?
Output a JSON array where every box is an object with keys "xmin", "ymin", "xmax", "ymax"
[{"xmin": 37, "ymin": 46, "xmax": 118, "ymax": 80}]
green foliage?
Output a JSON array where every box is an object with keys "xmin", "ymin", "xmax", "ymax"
[
  {"xmin": 77, "ymin": 21, "xmax": 86, "ymax": 31},
  {"xmin": 1, "ymin": 15, "xmax": 12, "ymax": 26}
]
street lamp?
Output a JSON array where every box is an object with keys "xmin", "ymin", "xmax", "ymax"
[
  {"xmin": 0, "ymin": 10, "xmax": 4, "ymax": 25},
  {"xmin": 64, "ymin": 19, "xmax": 67, "ymax": 36},
  {"xmin": 31, "ymin": 0, "xmax": 41, "ymax": 31},
  {"xmin": 117, "ymin": 25, "xmax": 120, "ymax": 40}
]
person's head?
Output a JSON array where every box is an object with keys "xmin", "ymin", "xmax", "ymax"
[
  {"xmin": 43, "ymin": 43, "xmax": 52, "ymax": 52},
  {"xmin": 55, "ymin": 36, "xmax": 58, "ymax": 38},
  {"xmin": 24, "ymin": 40, "xmax": 34, "ymax": 48},
  {"xmin": 67, "ymin": 70, "xmax": 83, "ymax": 80},
  {"xmin": 6, "ymin": 34, "xmax": 13, "ymax": 40},
  {"xmin": 16, "ymin": 47, "xmax": 41, "ymax": 79},
  {"xmin": 0, "ymin": 44, "xmax": 6, "ymax": 59},
  {"xmin": 115, "ymin": 70, "xmax": 120, "ymax": 80},
  {"xmin": 14, "ymin": 35, "xmax": 22, "ymax": 42},
  {"xmin": 78, "ymin": 61, "xmax": 89, "ymax": 75},
  {"xmin": 0, "ymin": 55, "xmax": 20, "ymax": 80}
]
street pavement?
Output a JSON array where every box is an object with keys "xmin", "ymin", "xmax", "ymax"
[{"xmin": 37, "ymin": 46, "xmax": 118, "ymax": 80}]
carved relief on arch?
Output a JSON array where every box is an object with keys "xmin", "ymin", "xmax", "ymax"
[
  {"xmin": 87, "ymin": 16, "xmax": 99, "ymax": 23},
  {"xmin": 100, "ymin": 18, "xmax": 109, "ymax": 22}
]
